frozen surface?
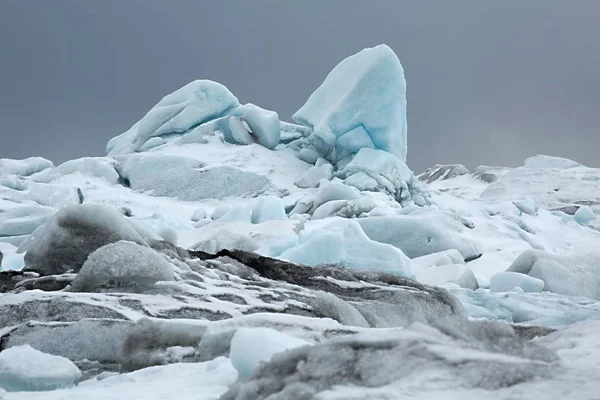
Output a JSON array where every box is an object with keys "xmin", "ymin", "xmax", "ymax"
[
  {"xmin": 0, "ymin": 345, "xmax": 81, "ymax": 392},
  {"xmin": 117, "ymin": 154, "xmax": 270, "ymax": 201},
  {"xmin": 293, "ymin": 45, "xmax": 407, "ymax": 162},
  {"xmin": 30, "ymin": 158, "xmax": 119, "ymax": 184}
]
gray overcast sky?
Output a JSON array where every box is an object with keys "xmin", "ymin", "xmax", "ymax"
[{"xmin": 1, "ymin": 1, "xmax": 599, "ymax": 172}]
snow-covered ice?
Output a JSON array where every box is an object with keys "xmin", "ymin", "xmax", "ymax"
[{"xmin": 0, "ymin": 345, "xmax": 81, "ymax": 392}]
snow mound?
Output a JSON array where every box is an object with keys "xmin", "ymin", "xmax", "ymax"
[
  {"xmin": 19, "ymin": 204, "xmax": 148, "ymax": 275},
  {"xmin": 260, "ymin": 218, "xmax": 414, "ymax": 278},
  {"xmin": 230, "ymin": 327, "xmax": 309, "ymax": 380},
  {"xmin": 524, "ymin": 154, "xmax": 582, "ymax": 169},
  {"xmin": 71, "ymin": 241, "xmax": 175, "ymax": 291},
  {"xmin": 481, "ymin": 156, "xmax": 600, "ymax": 214},
  {"xmin": 293, "ymin": 44, "xmax": 407, "ymax": 162},
  {"xmin": 0, "ymin": 345, "xmax": 81, "ymax": 392},
  {"xmin": 117, "ymin": 154, "xmax": 269, "ymax": 201},
  {"xmin": 0, "ymin": 157, "xmax": 54, "ymax": 177},
  {"xmin": 418, "ymin": 164, "xmax": 469, "ymax": 183},
  {"xmin": 31, "ymin": 157, "xmax": 119, "ymax": 184},
  {"xmin": 0, "ymin": 180, "xmax": 83, "ymax": 209},
  {"xmin": 107, "ymin": 80, "xmax": 240, "ymax": 155}
]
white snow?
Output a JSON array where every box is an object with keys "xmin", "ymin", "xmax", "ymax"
[
  {"xmin": 293, "ymin": 44, "xmax": 407, "ymax": 162},
  {"xmin": 0, "ymin": 345, "xmax": 81, "ymax": 392}
]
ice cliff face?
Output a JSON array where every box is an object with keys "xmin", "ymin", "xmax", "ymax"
[{"xmin": 1, "ymin": 44, "xmax": 600, "ymax": 399}]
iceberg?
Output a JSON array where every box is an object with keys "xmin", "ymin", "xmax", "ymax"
[
  {"xmin": 107, "ymin": 80, "xmax": 240, "ymax": 155},
  {"xmin": 294, "ymin": 44, "xmax": 407, "ymax": 162}
]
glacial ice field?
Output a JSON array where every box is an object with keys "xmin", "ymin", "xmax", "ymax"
[{"xmin": 1, "ymin": 44, "xmax": 600, "ymax": 399}]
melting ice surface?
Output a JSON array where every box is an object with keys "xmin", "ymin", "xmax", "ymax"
[{"xmin": 1, "ymin": 44, "xmax": 600, "ymax": 399}]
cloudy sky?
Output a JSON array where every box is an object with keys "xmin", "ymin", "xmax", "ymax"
[{"xmin": 1, "ymin": 1, "xmax": 598, "ymax": 172}]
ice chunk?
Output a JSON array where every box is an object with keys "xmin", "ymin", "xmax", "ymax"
[
  {"xmin": 71, "ymin": 241, "xmax": 174, "ymax": 292},
  {"xmin": 337, "ymin": 148, "xmax": 415, "ymax": 199},
  {"xmin": 294, "ymin": 163, "xmax": 333, "ymax": 188},
  {"xmin": 412, "ymin": 249, "xmax": 465, "ymax": 269},
  {"xmin": 264, "ymin": 219, "xmax": 414, "ymax": 278},
  {"xmin": 293, "ymin": 44, "xmax": 407, "ymax": 161},
  {"xmin": 0, "ymin": 345, "xmax": 81, "ymax": 392},
  {"xmin": 19, "ymin": 204, "xmax": 148, "ymax": 275},
  {"xmin": 297, "ymin": 148, "xmax": 321, "ymax": 164},
  {"xmin": 229, "ymin": 103, "xmax": 281, "ymax": 149},
  {"xmin": 31, "ymin": 157, "xmax": 119, "ymax": 184},
  {"xmin": 212, "ymin": 204, "xmax": 232, "ymax": 220},
  {"xmin": 310, "ymin": 181, "xmax": 360, "ymax": 212},
  {"xmin": 0, "ymin": 181, "xmax": 82, "ymax": 209},
  {"xmin": 251, "ymin": 196, "xmax": 287, "ymax": 224},
  {"xmin": 513, "ymin": 197, "xmax": 539, "ymax": 216},
  {"xmin": 107, "ymin": 80, "xmax": 240, "ymax": 154},
  {"xmin": 217, "ymin": 204, "xmax": 252, "ymax": 223},
  {"xmin": 0, "ymin": 157, "xmax": 53, "ymax": 177},
  {"xmin": 574, "ymin": 206, "xmax": 595, "ymax": 225},
  {"xmin": 358, "ymin": 214, "xmax": 481, "ymax": 260},
  {"xmin": 0, "ymin": 205, "xmax": 56, "ymax": 237},
  {"xmin": 415, "ymin": 264, "xmax": 478, "ymax": 290},
  {"xmin": 507, "ymin": 249, "xmax": 600, "ymax": 299},
  {"xmin": 0, "ymin": 243, "xmax": 24, "ymax": 271},
  {"xmin": 230, "ymin": 327, "xmax": 309, "ymax": 380},
  {"xmin": 489, "ymin": 272, "xmax": 544, "ymax": 293},
  {"xmin": 117, "ymin": 154, "xmax": 269, "ymax": 201}
]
